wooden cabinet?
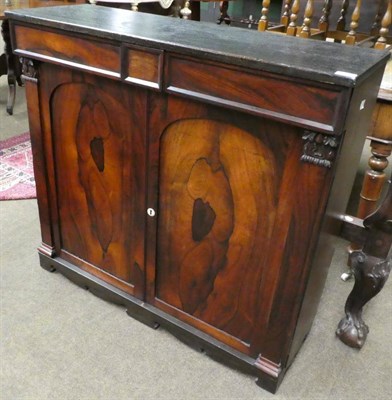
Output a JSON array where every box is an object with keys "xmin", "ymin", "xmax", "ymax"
[{"xmin": 6, "ymin": 4, "xmax": 389, "ymax": 393}]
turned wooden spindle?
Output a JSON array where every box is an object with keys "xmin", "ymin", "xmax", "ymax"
[
  {"xmin": 375, "ymin": 0, "xmax": 392, "ymax": 49},
  {"xmin": 318, "ymin": 0, "xmax": 333, "ymax": 32},
  {"xmin": 358, "ymin": 142, "xmax": 391, "ymax": 219},
  {"xmin": 337, "ymin": 0, "xmax": 350, "ymax": 31},
  {"xmin": 299, "ymin": 0, "xmax": 314, "ymax": 38},
  {"xmin": 349, "ymin": 101, "xmax": 392, "ymax": 257},
  {"xmin": 181, "ymin": 1, "xmax": 192, "ymax": 20},
  {"xmin": 217, "ymin": 1, "xmax": 230, "ymax": 25},
  {"xmin": 346, "ymin": 0, "xmax": 362, "ymax": 45},
  {"xmin": 258, "ymin": 0, "xmax": 271, "ymax": 31},
  {"xmin": 371, "ymin": 0, "xmax": 387, "ymax": 36},
  {"xmin": 287, "ymin": 0, "xmax": 301, "ymax": 36},
  {"xmin": 281, "ymin": 0, "xmax": 293, "ymax": 27},
  {"xmin": 170, "ymin": 1, "xmax": 181, "ymax": 18}
]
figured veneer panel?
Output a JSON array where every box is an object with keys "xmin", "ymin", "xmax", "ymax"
[
  {"xmin": 124, "ymin": 46, "xmax": 163, "ymax": 89},
  {"xmin": 13, "ymin": 25, "xmax": 120, "ymax": 77},
  {"xmin": 8, "ymin": 5, "xmax": 388, "ymax": 394},
  {"xmin": 155, "ymin": 118, "xmax": 297, "ymax": 346},
  {"xmin": 165, "ymin": 55, "xmax": 344, "ymax": 133},
  {"xmin": 49, "ymin": 77, "xmax": 145, "ymax": 296}
]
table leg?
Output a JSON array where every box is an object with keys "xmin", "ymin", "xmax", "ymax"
[
  {"xmin": 1, "ymin": 19, "xmax": 20, "ymax": 115},
  {"xmin": 337, "ymin": 175, "xmax": 392, "ymax": 348},
  {"xmin": 357, "ymin": 140, "xmax": 391, "ymax": 224},
  {"xmin": 0, "ymin": 53, "xmax": 6, "ymax": 76}
]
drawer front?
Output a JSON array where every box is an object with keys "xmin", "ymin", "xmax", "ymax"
[
  {"xmin": 13, "ymin": 24, "xmax": 121, "ymax": 78},
  {"xmin": 165, "ymin": 55, "xmax": 345, "ymax": 134},
  {"xmin": 124, "ymin": 46, "xmax": 163, "ymax": 90}
]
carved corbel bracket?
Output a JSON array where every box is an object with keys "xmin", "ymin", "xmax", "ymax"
[
  {"xmin": 20, "ymin": 57, "xmax": 39, "ymax": 82},
  {"xmin": 300, "ymin": 131, "xmax": 340, "ymax": 168}
]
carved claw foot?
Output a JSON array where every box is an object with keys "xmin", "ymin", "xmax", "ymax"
[
  {"xmin": 336, "ymin": 250, "xmax": 391, "ymax": 348},
  {"xmin": 336, "ymin": 312, "xmax": 369, "ymax": 348}
]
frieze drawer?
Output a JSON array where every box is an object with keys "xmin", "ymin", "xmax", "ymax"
[
  {"xmin": 12, "ymin": 25, "xmax": 121, "ymax": 78},
  {"xmin": 123, "ymin": 45, "xmax": 163, "ymax": 90},
  {"xmin": 165, "ymin": 54, "xmax": 347, "ymax": 134}
]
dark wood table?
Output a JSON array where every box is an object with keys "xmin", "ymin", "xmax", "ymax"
[{"xmin": 0, "ymin": 0, "xmax": 84, "ymax": 115}]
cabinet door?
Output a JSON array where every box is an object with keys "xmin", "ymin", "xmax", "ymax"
[
  {"xmin": 146, "ymin": 95, "xmax": 331, "ymax": 357},
  {"xmin": 39, "ymin": 65, "xmax": 147, "ymax": 298}
]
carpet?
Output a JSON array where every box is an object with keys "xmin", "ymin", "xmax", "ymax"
[{"xmin": 0, "ymin": 132, "xmax": 36, "ymax": 200}]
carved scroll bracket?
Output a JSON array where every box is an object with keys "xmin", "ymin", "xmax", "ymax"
[
  {"xmin": 20, "ymin": 57, "xmax": 39, "ymax": 82},
  {"xmin": 300, "ymin": 131, "xmax": 340, "ymax": 168}
]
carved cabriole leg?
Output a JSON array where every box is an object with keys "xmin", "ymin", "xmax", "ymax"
[
  {"xmin": 180, "ymin": 1, "xmax": 192, "ymax": 20},
  {"xmin": 1, "ymin": 19, "xmax": 16, "ymax": 115},
  {"xmin": 258, "ymin": 0, "xmax": 271, "ymax": 31},
  {"xmin": 336, "ymin": 251, "xmax": 391, "ymax": 348},
  {"xmin": 20, "ymin": 58, "xmax": 56, "ymax": 261},
  {"xmin": 375, "ymin": 0, "xmax": 392, "ymax": 50},
  {"xmin": 286, "ymin": 0, "xmax": 300, "ymax": 36},
  {"xmin": 345, "ymin": 0, "xmax": 362, "ymax": 45},
  {"xmin": 337, "ymin": 176, "xmax": 392, "ymax": 348},
  {"xmin": 299, "ymin": 0, "xmax": 314, "ymax": 38}
]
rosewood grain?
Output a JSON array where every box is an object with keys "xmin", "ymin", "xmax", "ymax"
[
  {"xmin": 13, "ymin": 24, "xmax": 120, "ymax": 78},
  {"xmin": 6, "ymin": 5, "xmax": 389, "ymax": 394},
  {"xmin": 156, "ymin": 117, "xmax": 284, "ymax": 347},
  {"xmin": 124, "ymin": 45, "xmax": 163, "ymax": 90},
  {"xmin": 37, "ymin": 63, "xmax": 147, "ymax": 298},
  {"xmin": 165, "ymin": 54, "xmax": 346, "ymax": 134}
]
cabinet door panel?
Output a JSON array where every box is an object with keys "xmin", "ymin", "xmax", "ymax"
[
  {"xmin": 153, "ymin": 101, "xmax": 300, "ymax": 347},
  {"xmin": 46, "ymin": 70, "xmax": 146, "ymax": 297}
]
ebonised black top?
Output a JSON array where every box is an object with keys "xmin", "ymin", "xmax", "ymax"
[{"xmin": 6, "ymin": 4, "xmax": 390, "ymax": 87}]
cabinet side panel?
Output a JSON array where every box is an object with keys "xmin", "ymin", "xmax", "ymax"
[{"xmin": 287, "ymin": 66, "xmax": 385, "ymax": 367}]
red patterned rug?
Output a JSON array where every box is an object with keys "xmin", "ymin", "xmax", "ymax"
[{"xmin": 0, "ymin": 133, "xmax": 36, "ymax": 200}]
